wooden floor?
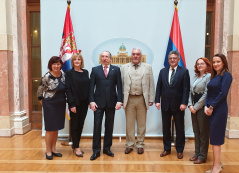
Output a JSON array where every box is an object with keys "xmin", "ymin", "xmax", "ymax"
[{"xmin": 0, "ymin": 130, "xmax": 239, "ymax": 172}]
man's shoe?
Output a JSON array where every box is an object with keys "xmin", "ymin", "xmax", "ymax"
[
  {"xmin": 194, "ymin": 158, "xmax": 206, "ymax": 164},
  {"xmin": 177, "ymin": 152, "xmax": 183, "ymax": 159},
  {"xmin": 103, "ymin": 150, "xmax": 114, "ymax": 157},
  {"xmin": 52, "ymin": 152, "xmax": 62, "ymax": 157},
  {"xmin": 90, "ymin": 152, "xmax": 100, "ymax": 160},
  {"xmin": 189, "ymin": 156, "xmax": 197, "ymax": 161},
  {"xmin": 160, "ymin": 151, "xmax": 171, "ymax": 157},
  {"xmin": 45, "ymin": 153, "xmax": 53, "ymax": 160},
  {"xmin": 125, "ymin": 147, "xmax": 133, "ymax": 154},
  {"xmin": 137, "ymin": 148, "xmax": 144, "ymax": 154}
]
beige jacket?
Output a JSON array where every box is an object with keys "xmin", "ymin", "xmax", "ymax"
[{"xmin": 121, "ymin": 62, "xmax": 155, "ymax": 109}]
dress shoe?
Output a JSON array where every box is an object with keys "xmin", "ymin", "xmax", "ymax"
[
  {"xmin": 205, "ymin": 168, "xmax": 222, "ymax": 173},
  {"xmin": 205, "ymin": 169, "xmax": 212, "ymax": 173},
  {"xmin": 160, "ymin": 151, "xmax": 171, "ymax": 157},
  {"xmin": 177, "ymin": 152, "xmax": 183, "ymax": 159},
  {"xmin": 137, "ymin": 148, "xmax": 144, "ymax": 154},
  {"xmin": 52, "ymin": 152, "xmax": 62, "ymax": 157},
  {"xmin": 90, "ymin": 152, "xmax": 100, "ymax": 160},
  {"xmin": 194, "ymin": 158, "xmax": 206, "ymax": 164},
  {"xmin": 45, "ymin": 153, "xmax": 53, "ymax": 160},
  {"xmin": 189, "ymin": 156, "xmax": 197, "ymax": 161},
  {"xmin": 73, "ymin": 149, "xmax": 83, "ymax": 157},
  {"xmin": 220, "ymin": 162, "xmax": 223, "ymax": 169},
  {"xmin": 125, "ymin": 147, "xmax": 133, "ymax": 154},
  {"xmin": 205, "ymin": 163, "xmax": 223, "ymax": 173},
  {"xmin": 103, "ymin": 150, "xmax": 114, "ymax": 157}
]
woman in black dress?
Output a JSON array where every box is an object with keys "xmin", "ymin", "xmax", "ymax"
[
  {"xmin": 65, "ymin": 52, "xmax": 90, "ymax": 157},
  {"xmin": 204, "ymin": 54, "xmax": 232, "ymax": 173},
  {"xmin": 37, "ymin": 56, "xmax": 66, "ymax": 160}
]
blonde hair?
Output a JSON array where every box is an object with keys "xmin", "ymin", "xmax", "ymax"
[{"xmin": 71, "ymin": 53, "xmax": 84, "ymax": 68}]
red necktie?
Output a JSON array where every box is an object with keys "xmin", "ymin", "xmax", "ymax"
[{"xmin": 104, "ymin": 66, "xmax": 108, "ymax": 77}]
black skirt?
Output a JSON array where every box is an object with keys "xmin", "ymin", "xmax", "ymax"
[{"xmin": 43, "ymin": 82, "xmax": 66, "ymax": 131}]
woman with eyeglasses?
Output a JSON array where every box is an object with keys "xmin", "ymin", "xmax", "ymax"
[{"xmin": 188, "ymin": 57, "xmax": 212, "ymax": 164}]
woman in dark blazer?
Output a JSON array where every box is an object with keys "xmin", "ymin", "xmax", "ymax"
[
  {"xmin": 188, "ymin": 57, "xmax": 211, "ymax": 164},
  {"xmin": 204, "ymin": 54, "xmax": 232, "ymax": 173},
  {"xmin": 65, "ymin": 52, "xmax": 90, "ymax": 157}
]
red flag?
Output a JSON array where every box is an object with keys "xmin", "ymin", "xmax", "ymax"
[
  {"xmin": 164, "ymin": 5, "xmax": 186, "ymax": 68},
  {"xmin": 59, "ymin": 4, "xmax": 77, "ymax": 72}
]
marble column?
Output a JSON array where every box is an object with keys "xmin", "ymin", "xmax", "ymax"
[
  {"xmin": 0, "ymin": 0, "xmax": 31, "ymax": 136},
  {"xmin": 225, "ymin": 0, "xmax": 239, "ymax": 138}
]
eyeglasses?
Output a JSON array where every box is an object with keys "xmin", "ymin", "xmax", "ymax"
[
  {"xmin": 196, "ymin": 63, "xmax": 206, "ymax": 66},
  {"xmin": 168, "ymin": 57, "xmax": 178, "ymax": 60}
]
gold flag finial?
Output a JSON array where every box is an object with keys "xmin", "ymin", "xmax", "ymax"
[
  {"xmin": 174, "ymin": 0, "xmax": 178, "ymax": 6},
  {"xmin": 67, "ymin": 0, "xmax": 71, "ymax": 5}
]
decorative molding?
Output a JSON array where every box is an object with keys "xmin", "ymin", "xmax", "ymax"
[
  {"xmin": 226, "ymin": 129, "xmax": 239, "ymax": 138},
  {"xmin": 0, "ymin": 111, "xmax": 31, "ymax": 136}
]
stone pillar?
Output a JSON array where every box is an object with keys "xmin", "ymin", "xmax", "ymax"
[
  {"xmin": 0, "ymin": 0, "xmax": 31, "ymax": 136},
  {"xmin": 225, "ymin": 0, "xmax": 239, "ymax": 138}
]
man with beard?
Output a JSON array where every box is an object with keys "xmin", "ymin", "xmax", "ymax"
[{"xmin": 121, "ymin": 48, "xmax": 155, "ymax": 154}]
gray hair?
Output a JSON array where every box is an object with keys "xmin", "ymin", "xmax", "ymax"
[
  {"xmin": 168, "ymin": 50, "xmax": 180, "ymax": 59},
  {"xmin": 132, "ymin": 48, "xmax": 142, "ymax": 54},
  {"xmin": 101, "ymin": 51, "xmax": 112, "ymax": 58}
]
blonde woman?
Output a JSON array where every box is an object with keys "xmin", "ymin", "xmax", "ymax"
[{"xmin": 65, "ymin": 52, "xmax": 90, "ymax": 157}]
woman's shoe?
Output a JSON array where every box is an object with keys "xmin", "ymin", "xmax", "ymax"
[
  {"xmin": 205, "ymin": 169, "xmax": 212, "ymax": 173},
  {"xmin": 73, "ymin": 149, "xmax": 83, "ymax": 157},
  {"xmin": 52, "ymin": 152, "xmax": 62, "ymax": 157},
  {"xmin": 45, "ymin": 153, "xmax": 53, "ymax": 160},
  {"xmin": 220, "ymin": 162, "xmax": 224, "ymax": 169}
]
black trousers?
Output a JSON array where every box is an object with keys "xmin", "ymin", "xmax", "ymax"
[
  {"xmin": 92, "ymin": 106, "xmax": 115, "ymax": 153},
  {"xmin": 161, "ymin": 108, "xmax": 185, "ymax": 153},
  {"xmin": 70, "ymin": 100, "xmax": 88, "ymax": 149}
]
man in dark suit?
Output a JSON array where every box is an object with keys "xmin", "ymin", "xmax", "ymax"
[
  {"xmin": 89, "ymin": 51, "xmax": 123, "ymax": 160},
  {"xmin": 155, "ymin": 50, "xmax": 190, "ymax": 159}
]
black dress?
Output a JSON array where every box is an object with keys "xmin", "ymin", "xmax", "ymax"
[{"xmin": 42, "ymin": 75, "xmax": 66, "ymax": 131}]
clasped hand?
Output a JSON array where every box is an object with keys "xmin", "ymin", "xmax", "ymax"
[{"xmin": 204, "ymin": 106, "xmax": 213, "ymax": 116}]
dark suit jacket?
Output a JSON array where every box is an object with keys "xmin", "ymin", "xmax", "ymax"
[
  {"xmin": 155, "ymin": 66, "xmax": 190, "ymax": 111},
  {"xmin": 89, "ymin": 65, "xmax": 123, "ymax": 108}
]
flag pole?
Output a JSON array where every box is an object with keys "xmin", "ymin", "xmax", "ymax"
[
  {"xmin": 67, "ymin": 0, "xmax": 71, "ymax": 5},
  {"xmin": 61, "ymin": 0, "xmax": 73, "ymax": 147},
  {"xmin": 171, "ymin": 0, "xmax": 178, "ymax": 148}
]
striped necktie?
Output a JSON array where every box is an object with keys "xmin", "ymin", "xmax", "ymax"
[{"xmin": 170, "ymin": 68, "xmax": 175, "ymax": 85}]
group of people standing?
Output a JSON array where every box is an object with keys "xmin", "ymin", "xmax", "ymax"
[{"xmin": 37, "ymin": 49, "xmax": 232, "ymax": 173}]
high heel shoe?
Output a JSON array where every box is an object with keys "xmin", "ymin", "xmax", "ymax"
[
  {"xmin": 220, "ymin": 162, "xmax": 224, "ymax": 169},
  {"xmin": 73, "ymin": 149, "xmax": 83, "ymax": 157},
  {"xmin": 205, "ymin": 169, "xmax": 212, "ymax": 173},
  {"xmin": 205, "ymin": 164, "xmax": 223, "ymax": 173}
]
